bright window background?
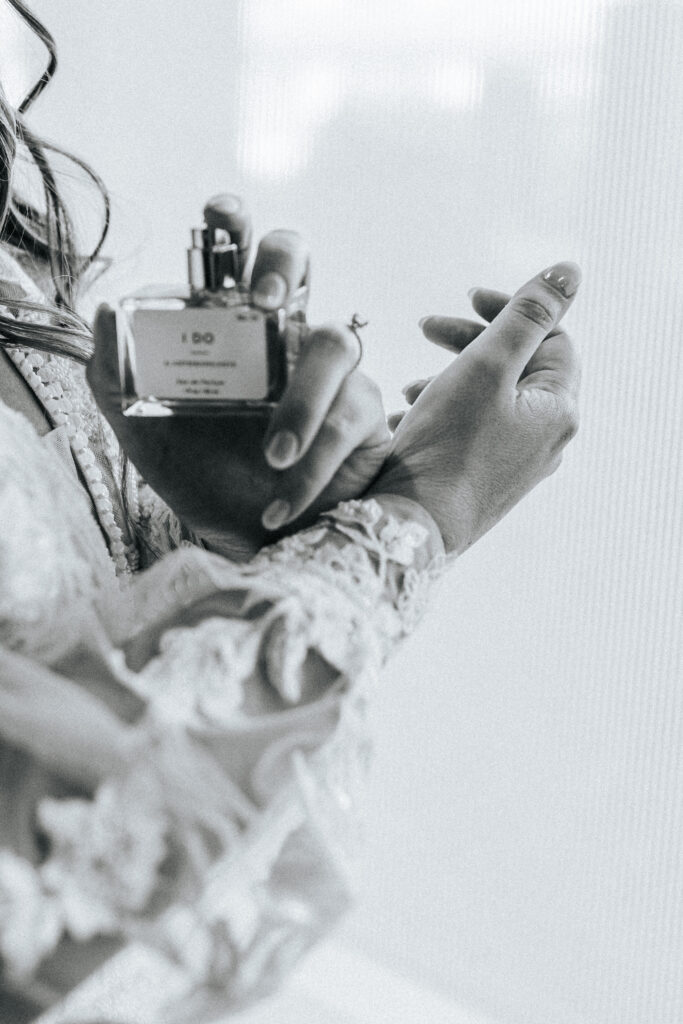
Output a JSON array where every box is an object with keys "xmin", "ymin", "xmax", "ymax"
[{"xmin": 19, "ymin": 1, "xmax": 683, "ymax": 1022}]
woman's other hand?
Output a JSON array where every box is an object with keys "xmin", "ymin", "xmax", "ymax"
[
  {"xmin": 88, "ymin": 213, "xmax": 390, "ymax": 559},
  {"xmin": 370, "ymin": 262, "xmax": 581, "ymax": 554}
]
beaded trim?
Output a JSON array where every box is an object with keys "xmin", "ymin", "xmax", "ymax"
[{"xmin": 6, "ymin": 346, "xmax": 136, "ymax": 575}]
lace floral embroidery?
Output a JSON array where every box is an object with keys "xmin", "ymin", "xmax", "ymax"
[
  {"xmin": 249, "ymin": 498, "xmax": 444, "ymax": 652},
  {"xmin": 38, "ymin": 779, "xmax": 168, "ymax": 942},
  {"xmin": 0, "ymin": 247, "xmax": 188, "ymax": 574},
  {"xmin": 0, "ymin": 366, "xmax": 449, "ymax": 1021},
  {"xmin": 134, "ymin": 616, "xmax": 262, "ymax": 725},
  {"xmin": 0, "ymin": 852, "xmax": 62, "ymax": 979},
  {"xmin": 0, "ymin": 777, "xmax": 167, "ymax": 979},
  {"xmin": 0, "ymin": 405, "xmax": 118, "ymax": 659}
]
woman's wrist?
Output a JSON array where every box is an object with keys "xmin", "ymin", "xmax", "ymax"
[{"xmin": 361, "ymin": 490, "xmax": 446, "ymax": 567}]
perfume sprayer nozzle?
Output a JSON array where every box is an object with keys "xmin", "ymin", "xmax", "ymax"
[{"xmin": 187, "ymin": 222, "xmax": 240, "ymax": 292}]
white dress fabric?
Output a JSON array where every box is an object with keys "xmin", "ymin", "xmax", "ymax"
[{"xmin": 0, "ymin": 249, "xmax": 444, "ymax": 1022}]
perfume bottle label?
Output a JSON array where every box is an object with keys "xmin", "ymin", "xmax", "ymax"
[{"xmin": 131, "ymin": 307, "xmax": 269, "ymax": 400}]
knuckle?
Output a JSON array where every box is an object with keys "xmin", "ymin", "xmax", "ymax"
[
  {"xmin": 353, "ymin": 370, "xmax": 383, "ymax": 407},
  {"xmin": 552, "ymin": 397, "xmax": 580, "ymax": 447},
  {"xmin": 546, "ymin": 453, "xmax": 563, "ymax": 477},
  {"xmin": 468, "ymin": 350, "xmax": 505, "ymax": 388},
  {"xmin": 510, "ymin": 296, "xmax": 556, "ymax": 331},
  {"xmin": 566, "ymin": 410, "xmax": 580, "ymax": 441},
  {"xmin": 323, "ymin": 403, "xmax": 356, "ymax": 442},
  {"xmin": 340, "ymin": 373, "xmax": 384, "ymax": 427},
  {"xmin": 560, "ymin": 401, "xmax": 580, "ymax": 440}
]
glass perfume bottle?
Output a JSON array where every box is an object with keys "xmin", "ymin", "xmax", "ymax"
[{"xmin": 116, "ymin": 197, "xmax": 306, "ymax": 416}]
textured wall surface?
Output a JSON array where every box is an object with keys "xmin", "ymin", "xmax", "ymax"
[{"xmin": 19, "ymin": 2, "xmax": 683, "ymax": 1022}]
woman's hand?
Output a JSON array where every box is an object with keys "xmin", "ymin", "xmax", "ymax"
[
  {"xmin": 370, "ymin": 262, "xmax": 582, "ymax": 554},
  {"xmin": 88, "ymin": 215, "xmax": 391, "ymax": 559}
]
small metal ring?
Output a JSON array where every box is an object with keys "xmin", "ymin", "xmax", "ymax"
[{"xmin": 347, "ymin": 313, "xmax": 368, "ymax": 370}]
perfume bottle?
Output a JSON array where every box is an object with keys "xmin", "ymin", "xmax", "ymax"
[{"xmin": 116, "ymin": 196, "xmax": 306, "ymax": 416}]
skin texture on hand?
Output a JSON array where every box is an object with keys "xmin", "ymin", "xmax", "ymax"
[
  {"xmin": 370, "ymin": 262, "xmax": 582, "ymax": 554},
  {"xmin": 260, "ymin": 321, "xmax": 390, "ymax": 531},
  {"xmin": 87, "ymin": 217, "xmax": 390, "ymax": 560}
]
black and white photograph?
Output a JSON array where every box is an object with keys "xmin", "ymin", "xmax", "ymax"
[{"xmin": 0, "ymin": 1, "xmax": 680, "ymax": 1022}]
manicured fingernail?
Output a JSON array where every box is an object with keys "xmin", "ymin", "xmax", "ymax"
[
  {"xmin": 265, "ymin": 429, "xmax": 299, "ymax": 468},
  {"xmin": 467, "ymin": 287, "xmax": 479, "ymax": 300},
  {"xmin": 418, "ymin": 316, "xmax": 430, "ymax": 329},
  {"xmin": 542, "ymin": 262, "xmax": 581, "ymax": 298},
  {"xmin": 252, "ymin": 271, "xmax": 287, "ymax": 309},
  {"xmin": 262, "ymin": 499, "xmax": 291, "ymax": 530}
]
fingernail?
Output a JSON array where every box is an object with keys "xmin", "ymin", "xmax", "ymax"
[
  {"xmin": 542, "ymin": 262, "xmax": 581, "ymax": 298},
  {"xmin": 418, "ymin": 316, "xmax": 430, "ymax": 329},
  {"xmin": 252, "ymin": 271, "xmax": 287, "ymax": 309},
  {"xmin": 262, "ymin": 499, "xmax": 291, "ymax": 530},
  {"xmin": 467, "ymin": 287, "xmax": 479, "ymax": 300},
  {"xmin": 265, "ymin": 429, "xmax": 299, "ymax": 468}
]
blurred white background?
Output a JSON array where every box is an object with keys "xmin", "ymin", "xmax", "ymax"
[{"xmin": 11, "ymin": 1, "xmax": 683, "ymax": 1021}]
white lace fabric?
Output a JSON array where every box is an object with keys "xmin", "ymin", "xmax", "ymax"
[
  {"xmin": 0, "ymin": 246, "xmax": 447, "ymax": 1022},
  {"xmin": 0, "ymin": 246, "xmax": 187, "ymax": 573}
]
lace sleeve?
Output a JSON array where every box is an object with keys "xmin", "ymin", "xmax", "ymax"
[
  {"xmin": 133, "ymin": 476, "xmax": 199, "ymax": 558},
  {"xmin": 249, "ymin": 496, "xmax": 447, "ymax": 653},
  {"xmin": 2, "ymin": 497, "xmax": 448, "ymax": 1023}
]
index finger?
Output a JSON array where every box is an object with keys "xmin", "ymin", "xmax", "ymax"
[
  {"xmin": 464, "ymin": 261, "xmax": 581, "ymax": 381},
  {"xmin": 263, "ymin": 322, "xmax": 360, "ymax": 468}
]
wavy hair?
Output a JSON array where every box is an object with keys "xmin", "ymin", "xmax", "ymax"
[
  {"xmin": 0, "ymin": 3, "xmax": 156, "ymax": 560},
  {"xmin": 0, "ymin": 0, "xmax": 109, "ymax": 362}
]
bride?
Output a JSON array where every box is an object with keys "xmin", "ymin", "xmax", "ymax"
[{"xmin": 0, "ymin": 2, "xmax": 581, "ymax": 1020}]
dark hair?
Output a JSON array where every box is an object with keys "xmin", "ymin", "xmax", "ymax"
[
  {"xmin": 0, "ymin": 0, "xmax": 110, "ymax": 361},
  {"xmin": 0, "ymin": 3, "xmax": 160, "ymax": 560}
]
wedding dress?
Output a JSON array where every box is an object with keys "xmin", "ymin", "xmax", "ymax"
[{"xmin": 0, "ymin": 247, "xmax": 444, "ymax": 1022}]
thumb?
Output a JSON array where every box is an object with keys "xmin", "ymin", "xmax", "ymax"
[
  {"xmin": 86, "ymin": 303, "xmax": 123, "ymax": 412},
  {"xmin": 465, "ymin": 261, "xmax": 581, "ymax": 382}
]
